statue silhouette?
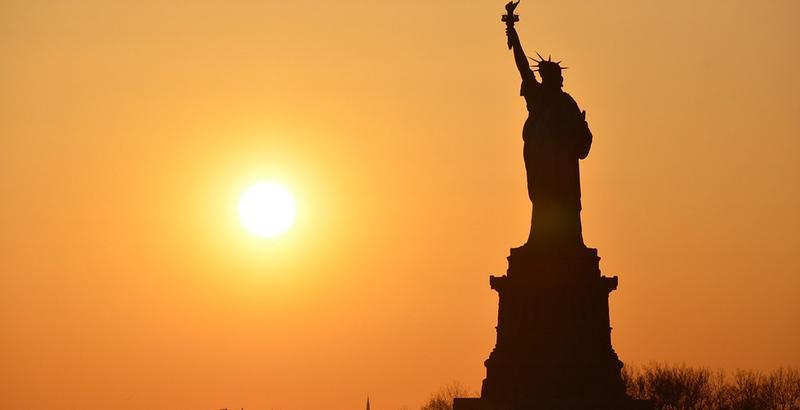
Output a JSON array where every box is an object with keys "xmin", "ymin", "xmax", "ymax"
[
  {"xmin": 505, "ymin": 1, "xmax": 592, "ymax": 249},
  {"xmin": 453, "ymin": 3, "xmax": 652, "ymax": 409}
]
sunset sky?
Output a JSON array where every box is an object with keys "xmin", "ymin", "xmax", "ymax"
[{"xmin": 1, "ymin": 0, "xmax": 799, "ymax": 409}]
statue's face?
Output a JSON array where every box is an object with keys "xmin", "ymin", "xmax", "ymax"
[{"xmin": 541, "ymin": 71, "xmax": 564, "ymax": 89}]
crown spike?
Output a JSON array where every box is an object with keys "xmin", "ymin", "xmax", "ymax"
[
  {"xmin": 535, "ymin": 52, "xmax": 544, "ymax": 61},
  {"xmin": 548, "ymin": 54, "xmax": 552, "ymax": 61}
]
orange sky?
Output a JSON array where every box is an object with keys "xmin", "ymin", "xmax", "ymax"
[{"xmin": 1, "ymin": 0, "xmax": 799, "ymax": 409}]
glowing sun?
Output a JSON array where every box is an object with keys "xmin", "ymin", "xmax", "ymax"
[{"xmin": 238, "ymin": 182, "xmax": 296, "ymax": 238}]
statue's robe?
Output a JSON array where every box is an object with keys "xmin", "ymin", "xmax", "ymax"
[{"xmin": 521, "ymin": 76, "xmax": 592, "ymax": 248}]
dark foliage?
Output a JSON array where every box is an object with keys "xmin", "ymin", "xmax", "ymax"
[
  {"xmin": 623, "ymin": 364, "xmax": 800, "ymax": 410},
  {"xmin": 420, "ymin": 382, "xmax": 472, "ymax": 410}
]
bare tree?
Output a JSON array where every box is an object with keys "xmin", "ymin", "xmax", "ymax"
[
  {"xmin": 623, "ymin": 363, "xmax": 800, "ymax": 410},
  {"xmin": 421, "ymin": 381, "xmax": 474, "ymax": 410}
]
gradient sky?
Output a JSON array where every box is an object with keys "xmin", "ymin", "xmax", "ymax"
[{"xmin": 1, "ymin": 0, "xmax": 799, "ymax": 409}]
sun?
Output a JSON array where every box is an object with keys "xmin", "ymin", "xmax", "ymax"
[{"xmin": 238, "ymin": 182, "xmax": 297, "ymax": 238}]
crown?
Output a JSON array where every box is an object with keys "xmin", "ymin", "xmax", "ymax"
[{"xmin": 529, "ymin": 52, "xmax": 568, "ymax": 71}]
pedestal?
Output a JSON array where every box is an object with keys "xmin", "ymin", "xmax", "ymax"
[{"xmin": 454, "ymin": 246, "xmax": 651, "ymax": 410}]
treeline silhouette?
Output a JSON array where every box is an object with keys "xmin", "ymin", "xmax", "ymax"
[
  {"xmin": 420, "ymin": 382, "xmax": 472, "ymax": 410},
  {"xmin": 623, "ymin": 364, "xmax": 800, "ymax": 409},
  {"xmin": 420, "ymin": 365, "xmax": 800, "ymax": 410}
]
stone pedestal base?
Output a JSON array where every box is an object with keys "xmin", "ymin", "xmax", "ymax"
[{"xmin": 454, "ymin": 245, "xmax": 650, "ymax": 410}]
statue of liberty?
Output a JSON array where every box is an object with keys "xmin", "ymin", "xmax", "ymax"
[
  {"xmin": 504, "ymin": 1, "xmax": 593, "ymax": 250},
  {"xmin": 453, "ymin": 6, "xmax": 647, "ymax": 408}
]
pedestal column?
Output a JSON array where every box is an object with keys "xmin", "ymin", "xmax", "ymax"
[{"xmin": 454, "ymin": 246, "xmax": 650, "ymax": 410}]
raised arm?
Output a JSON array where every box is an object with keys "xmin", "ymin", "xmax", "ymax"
[
  {"xmin": 503, "ymin": 1, "xmax": 536, "ymax": 83},
  {"xmin": 506, "ymin": 25, "xmax": 536, "ymax": 83}
]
